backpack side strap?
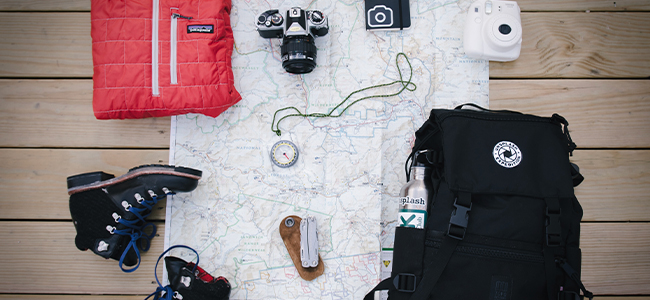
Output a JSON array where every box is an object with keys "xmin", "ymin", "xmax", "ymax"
[
  {"xmin": 363, "ymin": 277, "xmax": 394, "ymax": 300},
  {"xmin": 407, "ymin": 236, "xmax": 460, "ymax": 299},
  {"xmin": 363, "ymin": 192, "xmax": 472, "ymax": 300},
  {"xmin": 407, "ymin": 191, "xmax": 472, "ymax": 299},
  {"xmin": 362, "ymin": 236, "xmax": 461, "ymax": 300}
]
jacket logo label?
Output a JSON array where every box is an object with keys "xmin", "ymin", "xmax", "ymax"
[
  {"xmin": 187, "ymin": 25, "xmax": 214, "ymax": 33},
  {"xmin": 493, "ymin": 141, "xmax": 522, "ymax": 168}
]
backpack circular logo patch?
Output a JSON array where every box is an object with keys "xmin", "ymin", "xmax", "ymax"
[{"xmin": 493, "ymin": 141, "xmax": 522, "ymax": 168}]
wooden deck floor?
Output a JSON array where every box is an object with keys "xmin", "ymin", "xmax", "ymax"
[{"xmin": 0, "ymin": 0, "xmax": 649, "ymax": 298}]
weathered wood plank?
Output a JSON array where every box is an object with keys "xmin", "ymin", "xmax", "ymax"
[
  {"xmin": 0, "ymin": 221, "xmax": 646, "ymax": 294},
  {"xmin": 0, "ymin": 1, "xmax": 89, "ymax": 11},
  {"xmin": 518, "ymin": 0, "xmax": 650, "ymax": 11},
  {"xmin": 490, "ymin": 80, "xmax": 650, "ymax": 148},
  {"xmin": 0, "ymin": 0, "xmax": 649, "ymax": 12},
  {"xmin": 0, "ymin": 13, "xmax": 91, "ymax": 77},
  {"xmin": 0, "ymin": 149, "xmax": 169, "ymax": 220},
  {"xmin": 1, "ymin": 13, "xmax": 649, "ymax": 78},
  {"xmin": 0, "ymin": 221, "xmax": 166, "ymax": 294},
  {"xmin": 490, "ymin": 13, "xmax": 650, "ymax": 78},
  {"xmin": 582, "ymin": 223, "xmax": 650, "ymax": 295},
  {"xmin": 0, "ymin": 80, "xmax": 171, "ymax": 148},
  {"xmin": 572, "ymin": 150, "xmax": 650, "ymax": 222},
  {"xmin": 0, "ymin": 296, "xmax": 146, "ymax": 300},
  {"xmin": 0, "ymin": 148, "xmax": 647, "ymax": 221}
]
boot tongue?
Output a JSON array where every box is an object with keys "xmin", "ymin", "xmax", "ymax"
[
  {"xmin": 165, "ymin": 256, "xmax": 194, "ymax": 287},
  {"xmin": 164, "ymin": 256, "xmax": 232, "ymax": 300}
]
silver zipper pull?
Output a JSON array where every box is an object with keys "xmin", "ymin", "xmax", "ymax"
[{"xmin": 172, "ymin": 13, "xmax": 193, "ymax": 20}]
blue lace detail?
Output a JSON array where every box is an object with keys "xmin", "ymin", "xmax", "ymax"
[
  {"xmin": 129, "ymin": 190, "xmax": 175, "ymax": 222},
  {"xmin": 145, "ymin": 245, "xmax": 199, "ymax": 300},
  {"xmin": 116, "ymin": 228, "xmax": 143, "ymax": 273},
  {"xmin": 116, "ymin": 189, "xmax": 174, "ymax": 273}
]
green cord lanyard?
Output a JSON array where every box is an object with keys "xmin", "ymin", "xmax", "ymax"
[{"xmin": 271, "ymin": 52, "xmax": 417, "ymax": 136}]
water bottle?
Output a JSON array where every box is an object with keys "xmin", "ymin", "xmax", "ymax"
[{"xmin": 398, "ymin": 150, "xmax": 433, "ymax": 229}]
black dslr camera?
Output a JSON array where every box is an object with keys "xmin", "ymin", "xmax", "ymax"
[{"xmin": 256, "ymin": 7, "xmax": 329, "ymax": 74}]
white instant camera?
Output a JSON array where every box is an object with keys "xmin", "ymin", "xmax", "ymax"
[{"xmin": 463, "ymin": 0, "xmax": 522, "ymax": 62}]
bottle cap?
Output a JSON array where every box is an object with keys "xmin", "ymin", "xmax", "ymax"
[{"xmin": 413, "ymin": 149, "xmax": 431, "ymax": 167}]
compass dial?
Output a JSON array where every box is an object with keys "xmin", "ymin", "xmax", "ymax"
[{"xmin": 271, "ymin": 140, "xmax": 299, "ymax": 168}]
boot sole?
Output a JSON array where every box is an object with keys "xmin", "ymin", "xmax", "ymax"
[{"xmin": 67, "ymin": 164, "xmax": 202, "ymax": 195}]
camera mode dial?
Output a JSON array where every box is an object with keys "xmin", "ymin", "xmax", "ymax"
[
  {"xmin": 309, "ymin": 11, "xmax": 325, "ymax": 24},
  {"xmin": 270, "ymin": 13, "xmax": 283, "ymax": 26}
]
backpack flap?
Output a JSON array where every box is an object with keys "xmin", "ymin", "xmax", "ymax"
[{"xmin": 434, "ymin": 109, "xmax": 575, "ymax": 198}]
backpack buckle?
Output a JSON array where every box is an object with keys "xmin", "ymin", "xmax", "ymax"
[
  {"xmin": 447, "ymin": 198, "xmax": 472, "ymax": 240},
  {"xmin": 393, "ymin": 273, "xmax": 417, "ymax": 292},
  {"xmin": 546, "ymin": 207, "xmax": 562, "ymax": 247}
]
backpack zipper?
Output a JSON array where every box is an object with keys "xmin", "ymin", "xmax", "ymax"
[
  {"xmin": 152, "ymin": 0, "xmax": 160, "ymax": 96},
  {"xmin": 456, "ymin": 245, "xmax": 544, "ymax": 263},
  {"xmin": 426, "ymin": 239, "xmax": 544, "ymax": 263},
  {"xmin": 170, "ymin": 11, "xmax": 192, "ymax": 85}
]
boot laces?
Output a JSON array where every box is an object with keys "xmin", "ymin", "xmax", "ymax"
[
  {"xmin": 110, "ymin": 187, "xmax": 175, "ymax": 272},
  {"xmin": 129, "ymin": 188, "xmax": 175, "ymax": 222}
]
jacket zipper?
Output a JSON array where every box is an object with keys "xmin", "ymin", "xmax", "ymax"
[
  {"xmin": 170, "ymin": 11, "xmax": 192, "ymax": 85},
  {"xmin": 152, "ymin": 0, "xmax": 160, "ymax": 96}
]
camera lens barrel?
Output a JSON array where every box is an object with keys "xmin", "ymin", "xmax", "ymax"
[
  {"xmin": 257, "ymin": 8, "xmax": 328, "ymax": 74},
  {"xmin": 281, "ymin": 35, "xmax": 318, "ymax": 74}
]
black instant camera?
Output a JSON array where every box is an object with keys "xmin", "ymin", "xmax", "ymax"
[{"xmin": 256, "ymin": 7, "xmax": 329, "ymax": 74}]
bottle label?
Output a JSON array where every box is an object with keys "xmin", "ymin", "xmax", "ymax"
[
  {"xmin": 399, "ymin": 196, "xmax": 426, "ymax": 209},
  {"xmin": 398, "ymin": 209, "xmax": 427, "ymax": 229}
]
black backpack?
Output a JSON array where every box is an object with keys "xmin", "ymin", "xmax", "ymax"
[{"xmin": 365, "ymin": 104, "xmax": 593, "ymax": 300}]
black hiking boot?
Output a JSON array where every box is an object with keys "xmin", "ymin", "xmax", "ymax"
[
  {"xmin": 147, "ymin": 246, "xmax": 231, "ymax": 300},
  {"xmin": 67, "ymin": 165, "xmax": 202, "ymax": 272}
]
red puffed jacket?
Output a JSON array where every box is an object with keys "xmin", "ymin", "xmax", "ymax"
[{"xmin": 91, "ymin": 0, "xmax": 241, "ymax": 119}]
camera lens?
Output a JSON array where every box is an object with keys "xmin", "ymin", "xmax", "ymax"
[
  {"xmin": 281, "ymin": 35, "xmax": 318, "ymax": 74},
  {"xmin": 498, "ymin": 24, "xmax": 512, "ymax": 35}
]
